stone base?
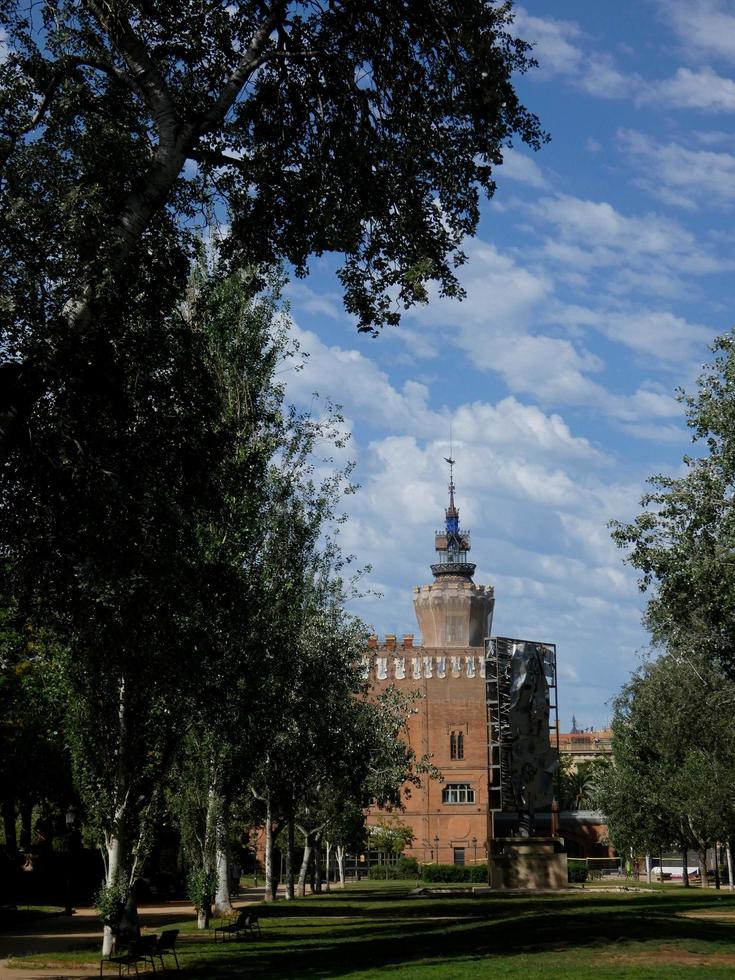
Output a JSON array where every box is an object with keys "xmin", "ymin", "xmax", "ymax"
[{"xmin": 488, "ymin": 836, "xmax": 568, "ymax": 890}]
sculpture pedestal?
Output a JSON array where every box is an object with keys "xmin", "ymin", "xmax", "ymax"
[{"xmin": 488, "ymin": 837, "xmax": 567, "ymax": 890}]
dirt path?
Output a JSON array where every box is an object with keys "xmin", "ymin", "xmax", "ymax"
[{"xmin": 0, "ymin": 888, "xmax": 265, "ymax": 979}]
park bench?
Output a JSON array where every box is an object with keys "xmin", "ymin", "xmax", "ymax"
[
  {"xmin": 152, "ymin": 929, "xmax": 180, "ymax": 971},
  {"xmin": 100, "ymin": 933, "xmax": 158, "ymax": 976},
  {"xmin": 213, "ymin": 909, "xmax": 261, "ymax": 941}
]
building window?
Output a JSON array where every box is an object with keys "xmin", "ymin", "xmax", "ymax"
[
  {"xmin": 453, "ymin": 847, "xmax": 465, "ymax": 866},
  {"xmin": 450, "ymin": 731, "xmax": 465, "ymax": 760},
  {"xmin": 442, "ymin": 783, "xmax": 475, "ymax": 804}
]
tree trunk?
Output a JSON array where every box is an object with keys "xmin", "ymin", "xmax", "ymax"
[
  {"xmin": 336, "ymin": 845, "xmax": 346, "ymax": 888},
  {"xmin": 213, "ymin": 808, "xmax": 233, "ymax": 917},
  {"xmin": 102, "ymin": 824, "xmax": 127, "ymax": 956},
  {"xmin": 264, "ymin": 802, "xmax": 281, "ymax": 902},
  {"xmin": 727, "ymin": 843, "xmax": 734, "ymax": 891},
  {"xmin": 325, "ymin": 841, "xmax": 331, "ymax": 892},
  {"xmin": 314, "ymin": 836, "xmax": 322, "ymax": 894},
  {"xmin": 715, "ymin": 843, "xmax": 721, "ymax": 890},
  {"xmin": 645, "ymin": 852, "xmax": 652, "ymax": 886},
  {"xmin": 2, "ymin": 799, "xmax": 17, "ymax": 855},
  {"xmin": 682, "ymin": 848, "xmax": 689, "ymax": 887},
  {"xmin": 297, "ymin": 835, "xmax": 313, "ymax": 898},
  {"xmin": 698, "ymin": 848, "xmax": 709, "ymax": 888},
  {"xmin": 19, "ymin": 800, "xmax": 33, "ymax": 851},
  {"xmin": 285, "ymin": 816, "xmax": 295, "ymax": 901}
]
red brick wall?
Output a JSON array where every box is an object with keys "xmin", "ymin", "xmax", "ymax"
[{"xmin": 367, "ymin": 645, "xmax": 490, "ymax": 865}]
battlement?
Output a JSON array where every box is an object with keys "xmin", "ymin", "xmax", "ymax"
[{"xmin": 365, "ymin": 648, "xmax": 487, "ymax": 682}]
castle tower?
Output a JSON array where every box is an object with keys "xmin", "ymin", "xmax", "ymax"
[{"xmin": 413, "ymin": 457, "xmax": 495, "ymax": 647}]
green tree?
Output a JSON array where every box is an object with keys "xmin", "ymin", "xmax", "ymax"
[
  {"xmin": 0, "ymin": 0, "xmax": 545, "ymax": 375},
  {"xmin": 595, "ymin": 649, "xmax": 735, "ymax": 885},
  {"xmin": 0, "ymin": 604, "xmax": 72, "ymax": 855},
  {"xmin": 1, "ymin": 274, "xmax": 227, "ymax": 952},
  {"xmin": 368, "ymin": 814, "xmax": 415, "ymax": 869},
  {"xmin": 555, "ymin": 755, "xmax": 608, "ymax": 812},
  {"xmin": 611, "ymin": 332, "xmax": 735, "ymax": 673}
]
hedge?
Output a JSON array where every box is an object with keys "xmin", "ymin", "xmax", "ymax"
[
  {"xmin": 568, "ymin": 858, "xmax": 588, "ymax": 883},
  {"xmin": 420, "ymin": 863, "xmax": 488, "ymax": 883}
]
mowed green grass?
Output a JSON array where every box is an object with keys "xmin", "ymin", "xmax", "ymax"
[{"xmin": 9, "ymin": 882, "xmax": 735, "ymax": 978}]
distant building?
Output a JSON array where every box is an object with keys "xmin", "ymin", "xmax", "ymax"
[
  {"xmin": 366, "ymin": 463, "xmax": 615, "ymax": 866},
  {"xmin": 558, "ymin": 729, "xmax": 612, "ymax": 766},
  {"xmin": 366, "ymin": 461, "xmax": 493, "ymax": 866}
]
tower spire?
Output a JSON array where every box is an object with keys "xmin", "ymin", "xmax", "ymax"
[{"xmin": 432, "ymin": 440, "xmax": 475, "ymax": 580}]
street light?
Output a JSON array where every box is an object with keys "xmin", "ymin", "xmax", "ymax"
[
  {"xmin": 433, "ymin": 835, "xmax": 440, "ymax": 863},
  {"xmin": 472, "ymin": 836, "xmax": 478, "ymax": 865},
  {"xmin": 63, "ymin": 806, "xmax": 78, "ymax": 915}
]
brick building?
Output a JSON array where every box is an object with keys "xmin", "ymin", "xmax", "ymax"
[{"xmin": 366, "ymin": 463, "xmax": 494, "ymax": 867}]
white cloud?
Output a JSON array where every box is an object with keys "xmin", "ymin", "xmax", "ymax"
[
  {"xmin": 558, "ymin": 305, "xmax": 714, "ymax": 367},
  {"xmin": 512, "ymin": 8, "xmax": 585, "ymax": 77},
  {"xmin": 657, "ymin": 0, "xmax": 735, "ymax": 63},
  {"xmin": 641, "ymin": 66, "xmax": 735, "ymax": 112},
  {"xmin": 580, "ymin": 53, "xmax": 634, "ymax": 98},
  {"xmin": 619, "ymin": 128, "xmax": 735, "ymax": 209},
  {"xmin": 513, "ymin": 8, "xmax": 637, "ymax": 98},
  {"xmin": 498, "ymin": 147, "xmax": 548, "ymax": 189},
  {"xmin": 452, "ymin": 397, "xmax": 606, "ymax": 463},
  {"xmin": 531, "ymin": 192, "xmax": 732, "ymax": 295}
]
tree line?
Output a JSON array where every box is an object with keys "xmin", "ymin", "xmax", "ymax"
[
  {"xmin": 595, "ymin": 335, "xmax": 735, "ymax": 886},
  {"xmin": 0, "ymin": 1, "xmax": 544, "ymax": 954}
]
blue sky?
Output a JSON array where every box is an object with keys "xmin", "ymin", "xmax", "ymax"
[{"xmin": 282, "ymin": 0, "xmax": 735, "ymax": 729}]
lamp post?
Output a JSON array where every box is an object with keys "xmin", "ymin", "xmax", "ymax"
[
  {"xmin": 63, "ymin": 806, "xmax": 78, "ymax": 916},
  {"xmin": 433, "ymin": 835, "xmax": 440, "ymax": 863},
  {"xmin": 472, "ymin": 836, "xmax": 478, "ymax": 865}
]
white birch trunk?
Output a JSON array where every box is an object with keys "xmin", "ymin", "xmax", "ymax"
[
  {"xmin": 645, "ymin": 852, "xmax": 652, "ymax": 885},
  {"xmin": 727, "ymin": 844, "xmax": 734, "ymax": 891},
  {"xmin": 297, "ymin": 839, "xmax": 313, "ymax": 897},
  {"xmin": 337, "ymin": 845, "xmax": 346, "ymax": 888},
  {"xmin": 213, "ymin": 809, "xmax": 233, "ymax": 917},
  {"xmin": 102, "ymin": 832, "xmax": 124, "ymax": 957},
  {"xmin": 325, "ymin": 841, "xmax": 331, "ymax": 892},
  {"xmin": 102, "ymin": 679, "xmax": 131, "ymax": 957},
  {"xmin": 285, "ymin": 817, "xmax": 295, "ymax": 901}
]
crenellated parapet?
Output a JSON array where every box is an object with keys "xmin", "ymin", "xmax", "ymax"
[{"xmin": 365, "ymin": 637, "xmax": 486, "ymax": 683}]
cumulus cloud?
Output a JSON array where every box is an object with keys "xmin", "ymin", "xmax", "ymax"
[
  {"xmin": 619, "ymin": 128, "xmax": 735, "ymax": 209},
  {"xmin": 530, "ymin": 191, "xmax": 732, "ymax": 302},
  {"xmin": 513, "ymin": 7, "xmax": 638, "ymax": 98},
  {"xmin": 557, "ymin": 304, "xmax": 714, "ymax": 367},
  {"xmin": 640, "ymin": 66, "xmax": 735, "ymax": 113},
  {"xmin": 656, "ymin": 0, "xmax": 735, "ymax": 63},
  {"xmin": 497, "ymin": 147, "xmax": 549, "ymax": 189},
  {"xmin": 512, "ymin": 7, "xmax": 586, "ymax": 77}
]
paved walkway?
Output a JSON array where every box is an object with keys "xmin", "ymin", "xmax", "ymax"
[{"xmin": 0, "ymin": 889, "xmax": 265, "ymax": 979}]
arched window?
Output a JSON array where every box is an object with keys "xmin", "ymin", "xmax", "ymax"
[{"xmin": 442, "ymin": 783, "xmax": 475, "ymax": 804}]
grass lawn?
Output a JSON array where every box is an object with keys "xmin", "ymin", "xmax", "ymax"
[{"xmin": 8, "ymin": 882, "xmax": 735, "ymax": 978}]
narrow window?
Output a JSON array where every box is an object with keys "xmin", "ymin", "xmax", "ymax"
[
  {"xmin": 453, "ymin": 848, "xmax": 465, "ymax": 866},
  {"xmin": 450, "ymin": 732, "xmax": 457, "ymax": 759},
  {"xmin": 457, "ymin": 732, "xmax": 464, "ymax": 760}
]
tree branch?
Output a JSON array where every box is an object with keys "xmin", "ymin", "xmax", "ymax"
[
  {"xmin": 82, "ymin": 0, "xmax": 177, "ymax": 142},
  {"xmin": 198, "ymin": 1, "xmax": 289, "ymax": 134}
]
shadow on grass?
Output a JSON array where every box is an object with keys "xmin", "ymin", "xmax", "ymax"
[{"xmin": 178, "ymin": 889, "xmax": 735, "ymax": 979}]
